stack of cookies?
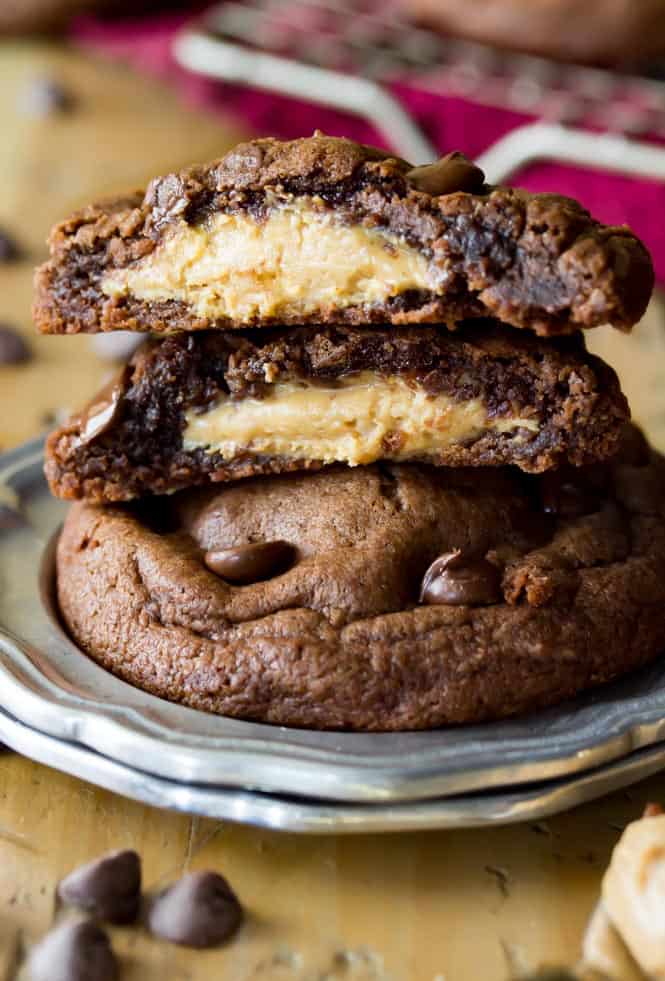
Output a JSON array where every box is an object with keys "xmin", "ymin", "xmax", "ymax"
[{"xmin": 35, "ymin": 134, "xmax": 665, "ymax": 731}]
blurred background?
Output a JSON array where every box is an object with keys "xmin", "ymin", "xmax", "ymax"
[{"xmin": 2, "ymin": 0, "xmax": 665, "ymax": 453}]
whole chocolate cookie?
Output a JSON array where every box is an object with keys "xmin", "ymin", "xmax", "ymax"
[{"xmin": 56, "ymin": 427, "xmax": 665, "ymax": 730}]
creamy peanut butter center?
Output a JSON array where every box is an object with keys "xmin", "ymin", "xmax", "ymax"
[
  {"xmin": 183, "ymin": 372, "xmax": 539, "ymax": 467},
  {"xmin": 101, "ymin": 200, "xmax": 436, "ymax": 321}
]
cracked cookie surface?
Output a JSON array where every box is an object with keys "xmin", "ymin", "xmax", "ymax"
[
  {"xmin": 56, "ymin": 426, "xmax": 665, "ymax": 730},
  {"xmin": 34, "ymin": 134, "xmax": 653, "ymax": 338}
]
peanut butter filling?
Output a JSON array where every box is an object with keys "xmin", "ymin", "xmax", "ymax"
[
  {"xmin": 101, "ymin": 200, "xmax": 436, "ymax": 321},
  {"xmin": 183, "ymin": 372, "xmax": 539, "ymax": 467}
]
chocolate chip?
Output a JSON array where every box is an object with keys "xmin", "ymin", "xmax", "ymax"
[
  {"xmin": 58, "ymin": 849, "xmax": 141, "ymax": 924},
  {"xmin": 420, "ymin": 549, "xmax": 501, "ymax": 606},
  {"xmin": 20, "ymin": 77, "xmax": 75, "ymax": 116},
  {"xmin": 204, "ymin": 541, "xmax": 295, "ymax": 585},
  {"xmin": 0, "ymin": 324, "xmax": 31, "ymax": 364},
  {"xmin": 406, "ymin": 152, "xmax": 485, "ymax": 196},
  {"xmin": 0, "ymin": 229, "xmax": 21, "ymax": 262},
  {"xmin": 148, "ymin": 871, "xmax": 243, "ymax": 948},
  {"xmin": 27, "ymin": 920, "xmax": 118, "ymax": 981},
  {"xmin": 77, "ymin": 369, "xmax": 129, "ymax": 445},
  {"xmin": 540, "ymin": 471, "xmax": 600, "ymax": 518}
]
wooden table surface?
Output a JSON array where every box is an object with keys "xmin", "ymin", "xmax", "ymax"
[{"xmin": 1, "ymin": 39, "xmax": 665, "ymax": 981}]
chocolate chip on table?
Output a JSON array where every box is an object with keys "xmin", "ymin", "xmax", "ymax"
[
  {"xmin": 58, "ymin": 848, "xmax": 141, "ymax": 924},
  {"xmin": 27, "ymin": 920, "xmax": 118, "ymax": 981},
  {"xmin": 204, "ymin": 541, "xmax": 295, "ymax": 585},
  {"xmin": 148, "ymin": 871, "xmax": 243, "ymax": 948},
  {"xmin": 420, "ymin": 549, "xmax": 502, "ymax": 606},
  {"xmin": 0, "ymin": 324, "xmax": 31, "ymax": 364},
  {"xmin": 20, "ymin": 76, "xmax": 75, "ymax": 116},
  {"xmin": 406, "ymin": 151, "xmax": 485, "ymax": 196},
  {"xmin": 540, "ymin": 471, "xmax": 601, "ymax": 518},
  {"xmin": 0, "ymin": 228, "xmax": 21, "ymax": 262}
]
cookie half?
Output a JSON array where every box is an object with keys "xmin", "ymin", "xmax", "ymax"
[
  {"xmin": 33, "ymin": 135, "xmax": 653, "ymax": 338},
  {"xmin": 0, "ymin": 0, "xmax": 174, "ymax": 32},
  {"xmin": 56, "ymin": 427, "xmax": 665, "ymax": 730},
  {"xmin": 45, "ymin": 323, "xmax": 629, "ymax": 502}
]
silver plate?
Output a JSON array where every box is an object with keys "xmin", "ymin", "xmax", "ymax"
[
  {"xmin": 2, "ymin": 438, "xmax": 665, "ymax": 807},
  {"xmin": 2, "ymin": 702, "xmax": 665, "ymax": 832}
]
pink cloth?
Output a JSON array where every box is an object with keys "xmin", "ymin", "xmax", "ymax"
[{"xmin": 72, "ymin": 10, "xmax": 665, "ymax": 284}]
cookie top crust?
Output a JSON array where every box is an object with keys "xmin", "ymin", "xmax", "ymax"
[
  {"xmin": 56, "ymin": 427, "xmax": 665, "ymax": 730},
  {"xmin": 33, "ymin": 134, "xmax": 653, "ymax": 337}
]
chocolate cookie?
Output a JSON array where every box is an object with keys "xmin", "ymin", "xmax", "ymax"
[
  {"xmin": 404, "ymin": 0, "xmax": 665, "ymax": 66},
  {"xmin": 0, "ymin": 0, "xmax": 173, "ymax": 33},
  {"xmin": 56, "ymin": 427, "xmax": 665, "ymax": 730},
  {"xmin": 33, "ymin": 134, "xmax": 652, "ymax": 338},
  {"xmin": 0, "ymin": 0, "xmax": 96, "ymax": 32},
  {"xmin": 44, "ymin": 323, "xmax": 629, "ymax": 502}
]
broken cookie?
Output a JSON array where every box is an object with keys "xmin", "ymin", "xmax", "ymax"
[{"xmin": 33, "ymin": 134, "xmax": 653, "ymax": 338}]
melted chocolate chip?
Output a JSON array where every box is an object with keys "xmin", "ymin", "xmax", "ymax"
[
  {"xmin": 540, "ymin": 471, "xmax": 600, "ymax": 518},
  {"xmin": 0, "ymin": 229, "xmax": 21, "ymax": 262},
  {"xmin": 148, "ymin": 871, "xmax": 243, "ymax": 948},
  {"xmin": 27, "ymin": 921, "xmax": 118, "ymax": 981},
  {"xmin": 58, "ymin": 849, "xmax": 141, "ymax": 924},
  {"xmin": 77, "ymin": 369, "xmax": 129, "ymax": 445},
  {"xmin": 204, "ymin": 541, "xmax": 295, "ymax": 585},
  {"xmin": 0, "ymin": 324, "xmax": 31, "ymax": 364},
  {"xmin": 406, "ymin": 152, "xmax": 485, "ymax": 196},
  {"xmin": 420, "ymin": 549, "xmax": 501, "ymax": 606}
]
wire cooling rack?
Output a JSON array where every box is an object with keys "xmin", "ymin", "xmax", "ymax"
[{"xmin": 173, "ymin": 0, "xmax": 665, "ymax": 176}]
